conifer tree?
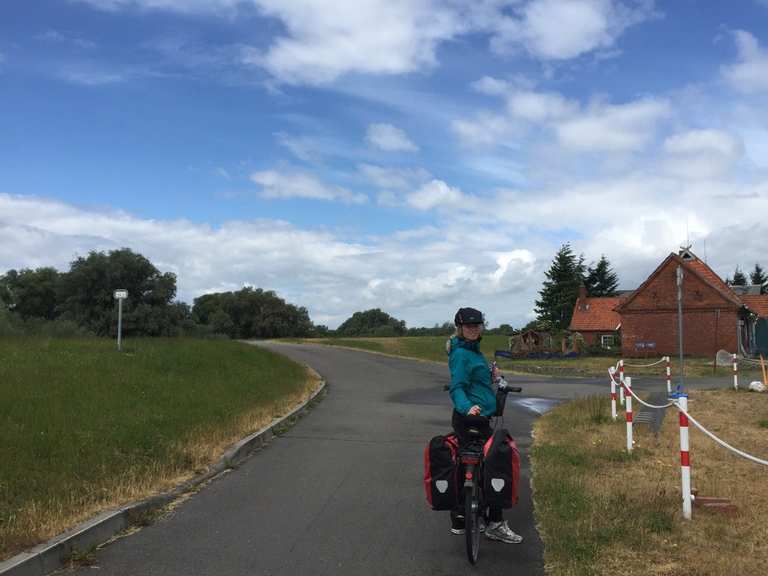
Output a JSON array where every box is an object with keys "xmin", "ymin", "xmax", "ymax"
[
  {"xmin": 750, "ymin": 263, "xmax": 767, "ymax": 294},
  {"xmin": 585, "ymin": 255, "xmax": 619, "ymax": 297},
  {"xmin": 535, "ymin": 243, "xmax": 584, "ymax": 331},
  {"xmin": 732, "ymin": 266, "xmax": 747, "ymax": 286}
]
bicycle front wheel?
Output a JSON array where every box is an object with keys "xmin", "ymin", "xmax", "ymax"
[{"xmin": 465, "ymin": 482, "xmax": 480, "ymax": 564}]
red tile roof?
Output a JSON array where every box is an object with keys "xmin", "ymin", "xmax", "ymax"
[
  {"xmin": 742, "ymin": 295, "xmax": 768, "ymax": 318},
  {"xmin": 569, "ymin": 297, "xmax": 622, "ymax": 332},
  {"xmin": 685, "ymin": 259, "xmax": 741, "ymax": 303}
]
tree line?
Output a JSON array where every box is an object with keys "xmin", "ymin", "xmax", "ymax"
[{"xmin": 0, "ymin": 248, "xmax": 318, "ymax": 339}]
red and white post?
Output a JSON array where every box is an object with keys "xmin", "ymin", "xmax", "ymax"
[
  {"xmin": 733, "ymin": 354, "xmax": 738, "ymax": 390},
  {"xmin": 610, "ymin": 368, "xmax": 617, "ymax": 421},
  {"xmin": 677, "ymin": 394, "xmax": 692, "ymax": 519},
  {"xmin": 625, "ymin": 376, "xmax": 633, "ymax": 453},
  {"xmin": 665, "ymin": 356, "xmax": 672, "ymax": 395},
  {"xmin": 619, "ymin": 359, "xmax": 626, "ymax": 406}
]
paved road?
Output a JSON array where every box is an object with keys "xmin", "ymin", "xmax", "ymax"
[{"xmin": 69, "ymin": 344, "xmax": 707, "ymax": 576}]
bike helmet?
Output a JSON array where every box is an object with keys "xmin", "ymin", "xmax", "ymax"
[{"xmin": 454, "ymin": 307, "xmax": 484, "ymax": 326}]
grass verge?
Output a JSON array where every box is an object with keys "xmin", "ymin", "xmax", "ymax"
[
  {"xmin": 532, "ymin": 389, "xmax": 768, "ymax": 575},
  {"xmin": 0, "ymin": 337, "xmax": 319, "ymax": 561}
]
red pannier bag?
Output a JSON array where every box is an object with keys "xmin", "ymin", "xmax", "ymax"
[
  {"xmin": 424, "ymin": 433, "xmax": 459, "ymax": 510},
  {"xmin": 483, "ymin": 428, "xmax": 520, "ymax": 508}
]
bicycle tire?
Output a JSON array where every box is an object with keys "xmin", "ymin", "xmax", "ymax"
[{"xmin": 465, "ymin": 481, "xmax": 480, "ymax": 564}]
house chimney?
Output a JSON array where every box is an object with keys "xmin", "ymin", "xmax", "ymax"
[{"xmin": 579, "ymin": 284, "xmax": 587, "ymax": 303}]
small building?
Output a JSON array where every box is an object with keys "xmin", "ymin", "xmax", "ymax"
[
  {"xmin": 509, "ymin": 329, "xmax": 553, "ymax": 356},
  {"xmin": 568, "ymin": 285, "xmax": 622, "ymax": 349}
]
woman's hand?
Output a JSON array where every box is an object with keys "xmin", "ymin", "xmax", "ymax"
[
  {"xmin": 467, "ymin": 405, "xmax": 481, "ymax": 416},
  {"xmin": 491, "ymin": 364, "xmax": 502, "ymax": 383}
]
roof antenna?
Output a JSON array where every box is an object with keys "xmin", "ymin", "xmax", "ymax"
[{"xmin": 686, "ymin": 216, "xmax": 690, "ymax": 248}]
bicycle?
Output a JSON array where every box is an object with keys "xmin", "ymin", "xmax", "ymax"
[{"xmin": 458, "ymin": 378, "xmax": 521, "ymax": 565}]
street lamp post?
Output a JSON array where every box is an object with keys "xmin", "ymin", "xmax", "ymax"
[{"xmin": 114, "ymin": 289, "xmax": 128, "ymax": 351}]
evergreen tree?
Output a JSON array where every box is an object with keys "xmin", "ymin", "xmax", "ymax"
[
  {"xmin": 750, "ymin": 263, "xmax": 767, "ymax": 294},
  {"xmin": 535, "ymin": 243, "xmax": 583, "ymax": 331},
  {"xmin": 732, "ymin": 266, "xmax": 747, "ymax": 286},
  {"xmin": 585, "ymin": 255, "xmax": 619, "ymax": 297}
]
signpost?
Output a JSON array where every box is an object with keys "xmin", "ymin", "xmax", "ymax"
[{"xmin": 114, "ymin": 289, "xmax": 128, "ymax": 351}]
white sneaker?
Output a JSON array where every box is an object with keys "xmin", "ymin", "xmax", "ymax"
[{"xmin": 485, "ymin": 521, "xmax": 523, "ymax": 544}]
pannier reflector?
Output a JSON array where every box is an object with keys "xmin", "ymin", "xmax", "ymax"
[
  {"xmin": 491, "ymin": 478, "xmax": 505, "ymax": 492},
  {"xmin": 435, "ymin": 480, "xmax": 449, "ymax": 493}
]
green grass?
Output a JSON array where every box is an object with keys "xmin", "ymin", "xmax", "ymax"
[
  {"xmin": 0, "ymin": 337, "xmax": 310, "ymax": 559},
  {"xmin": 285, "ymin": 335, "xmax": 512, "ymax": 364}
]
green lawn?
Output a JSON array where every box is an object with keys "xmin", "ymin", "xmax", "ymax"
[{"xmin": 0, "ymin": 337, "xmax": 312, "ymax": 560}]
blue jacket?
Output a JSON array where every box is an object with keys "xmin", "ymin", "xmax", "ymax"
[{"xmin": 447, "ymin": 336, "xmax": 497, "ymax": 417}]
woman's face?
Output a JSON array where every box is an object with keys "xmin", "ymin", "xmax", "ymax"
[{"xmin": 462, "ymin": 323, "xmax": 483, "ymax": 341}]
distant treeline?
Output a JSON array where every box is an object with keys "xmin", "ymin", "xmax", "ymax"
[{"xmin": 0, "ymin": 248, "xmax": 519, "ymax": 339}]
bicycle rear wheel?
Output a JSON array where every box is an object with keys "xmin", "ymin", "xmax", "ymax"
[{"xmin": 465, "ymin": 482, "xmax": 480, "ymax": 564}]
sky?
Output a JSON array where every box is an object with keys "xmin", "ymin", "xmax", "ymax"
[{"xmin": 1, "ymin": 0, "xmax": 767, "ymax": 329}]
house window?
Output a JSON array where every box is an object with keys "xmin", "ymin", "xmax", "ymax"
[{"xmin": 601, "ymin": 335, "xmax": 615, "ymax": 349}]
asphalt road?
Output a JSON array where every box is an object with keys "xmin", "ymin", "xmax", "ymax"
[{"xmin": 68, "ymin": 343, "xmax": 680, "ymax": 576}]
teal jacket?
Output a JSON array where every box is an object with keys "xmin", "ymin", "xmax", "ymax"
[{"xmin": 447, "ymin": 336, "xmax": 497, "ymax": 417}]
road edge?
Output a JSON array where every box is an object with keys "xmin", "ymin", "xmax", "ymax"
[{"xmin": 0, "ymin": 375, "xmax": 327, "ymax": 576}]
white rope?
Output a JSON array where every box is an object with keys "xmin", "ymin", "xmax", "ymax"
[
  {"xmin": 737, "ymin": 357, "xmax": 763, "ymax": 366},
  {"xmin": 622, "ymin": 357, "xmax": 666, "ymax": 368},
  {"xmin": 620, "ymin": 377, "xmax": 676, "ymax": 409},
  {"xmin": 675, "ymin": 403, "xmax": 768, "ymax": 467}
]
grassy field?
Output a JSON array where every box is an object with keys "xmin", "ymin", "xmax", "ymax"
[
  {"xmin": 285, "ymin": 336, "xmax": 763, "ymax": 379},
  {"xmin": 0, "ymin": 337, "xmax": 318, "ymax": 561},
  {"xmin": 532, "ymin": 389, "xmax": 768, "ymax": 575}
]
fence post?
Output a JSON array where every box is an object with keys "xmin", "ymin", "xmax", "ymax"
[
  {"xmin": 733, "ymin": 354, "xmax": 738, "ymax": 390},
  {"xmin": 619, "ymin": 359, "xmax": 625, "ymax": 406},
  {"xmin": 625, "ymin": 376, "xmax": 633, "ymax": 453},
  {"xmin": 666, "ymin": 356, "xmax": 672, "ymax": 395},
  {"xmin": 610, "ymin": 367, "xmax": 617, "ymax": 421},
  {"xmin": 676, "ymin": 393, "xmax": 692, "ymax": 519}
]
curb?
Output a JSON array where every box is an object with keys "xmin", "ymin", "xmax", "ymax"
[{"xmin": 0, "ymin": 379, "xmax": 327, "ymax": 576}]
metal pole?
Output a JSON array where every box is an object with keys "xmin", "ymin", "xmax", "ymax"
[
  {"xmin": 676, "ymin": 266, "xmax": 685, "ymax": 392},
  {"xmin": 118, "ymin": 298, "xmax": 123, "ymax": 352}
]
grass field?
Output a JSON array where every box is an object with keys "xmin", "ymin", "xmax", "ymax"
[
  {"xmin": 285, "ymin": 336, "xmax": 763, "ymax": 380},
  {"xmin": 532, "ymin": 390, "xmax": 768, "ymax": 576},
  {"xmin": 0, "ymin": 337, "xmax": 318, "ymax": 561}
]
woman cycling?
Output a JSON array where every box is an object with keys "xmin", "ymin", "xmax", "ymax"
[{"xmin": 446, "ymin": 307, "xmax": 523, "ymax": 544}]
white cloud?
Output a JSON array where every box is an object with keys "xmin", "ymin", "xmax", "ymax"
[
  {"xmin": 556, "ymin": 98, "xmax": 670, "ymax": 152},
  {"xmin": 358, "ymin": 164, "xmax": 431, "ymax": 190},
  {"xmin": 490, "ymin": 0, "xmax": 657, "ymax": 60},
  {"xmin": 507, "ymin": 89, "xmax": 578, "ymax": 122},
  {"xmin": 722, "ymin": 30, "xmax": 768, "ymax": 93},
  {"xmin": 662, "ymin": 130, "xmax": 743, "ymax": 180},
  {"xmin": 452, "ymin": 112, "xmax": 519, "ymax": 147},
  {"xmin": 250, "ymin": 170, "xmax": 368, "ymax": 204},
  {"xmin": 406, "ymin": 179, "xmax": 464, "ymax": 210},
  {"xmin": 365, "ymin": 123, "xmax": 419, "ymax": 152},
  {"xmin": 243, "ymin": 0, "xmax": 463, "ymax": 85}
]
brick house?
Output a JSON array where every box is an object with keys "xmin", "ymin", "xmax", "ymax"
[
  {"xmin": 570, "ymin": 248, "xmax": 768, "ymax": 357},
  {"xmin": 569, "ymin": 286, "xmax": 622, "ymax": 349}
]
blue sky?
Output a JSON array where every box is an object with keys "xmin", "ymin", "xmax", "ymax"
[{"xmin": 1, "ymin": 1, "xmax": 768, "ymax": 328}]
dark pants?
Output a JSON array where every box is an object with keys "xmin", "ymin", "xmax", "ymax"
[{"xmin": 451, "ymin": 411, "xmax": 503, "ymax": 523}]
